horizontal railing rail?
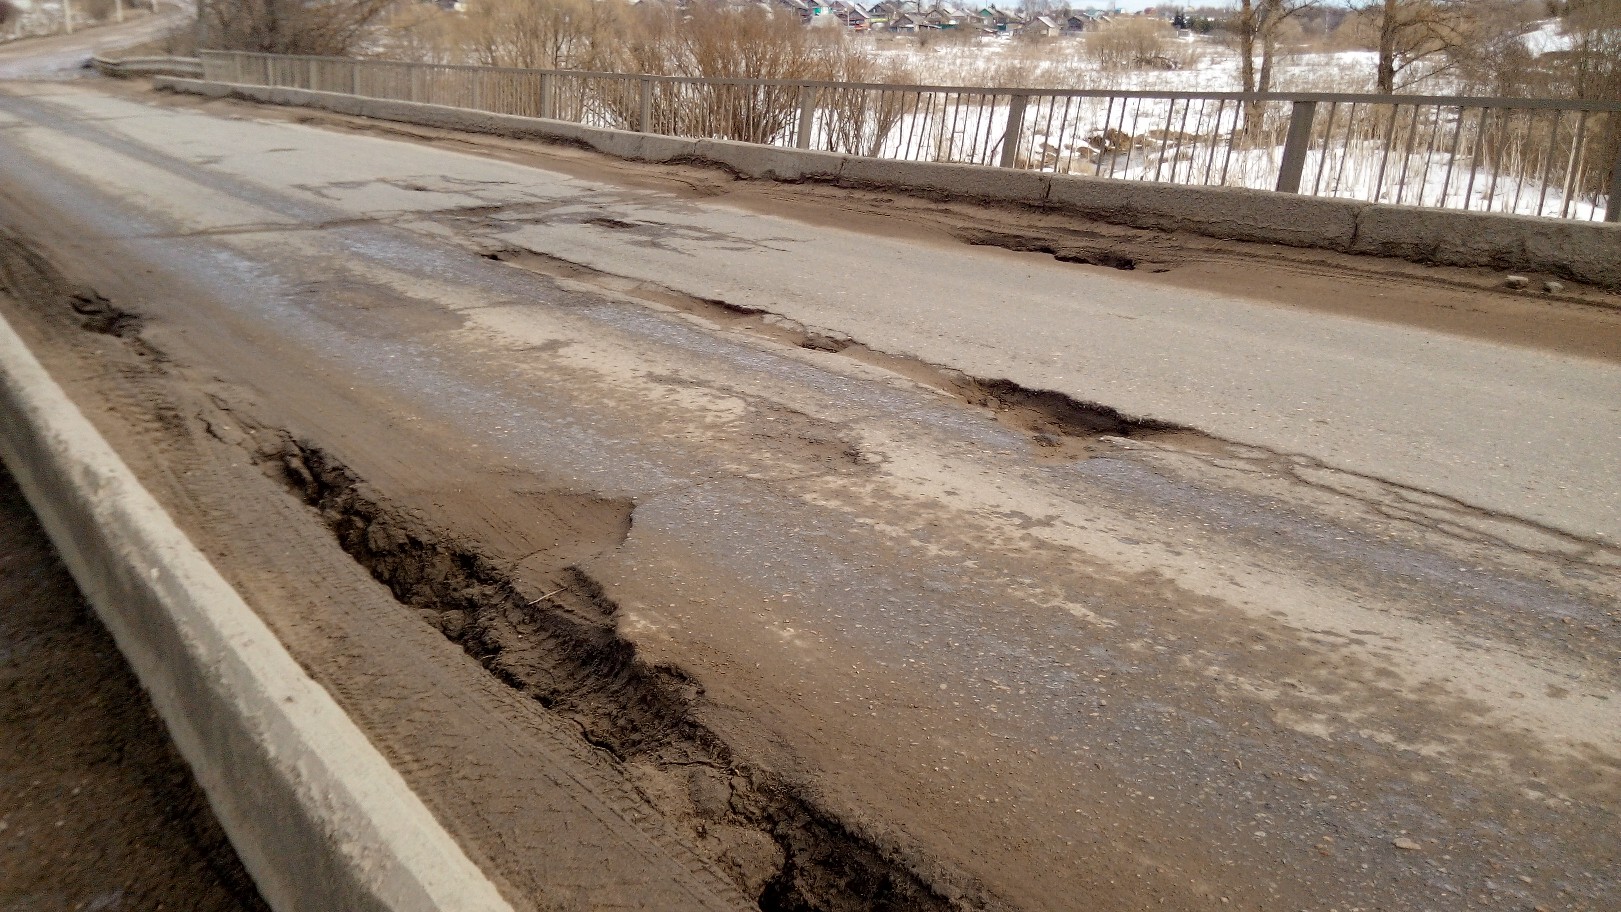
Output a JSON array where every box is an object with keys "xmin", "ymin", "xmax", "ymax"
[{"xmin": 199, "ymin": 50, "xmax": 1621, "ymax": 222}]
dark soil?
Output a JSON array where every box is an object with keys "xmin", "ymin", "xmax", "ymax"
[{"xmin": 0, "ymin": 467, "xmax": 268, "ymax": 912}]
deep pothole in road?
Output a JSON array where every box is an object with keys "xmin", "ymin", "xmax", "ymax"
[
  {"xmin": 0, "ymin": 229, "xmax": 145, "ymax": 338},
  {"xmin": 477, "ymin": 244, "xmax": 1191, "ymax": 458},
  {"xmin": 257, "ymin": 435, "xmax": 984, "ymax": 912},
  {"xmin": 956, "ymin": 229, "xmax": 1166, "ymax": 273}
]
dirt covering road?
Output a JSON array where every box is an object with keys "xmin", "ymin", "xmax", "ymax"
[{"xmin": 0, "ymin": 74, "xmax": 1616, "ymax": 912}]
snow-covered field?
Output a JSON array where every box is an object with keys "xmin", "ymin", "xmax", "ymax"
[{"xmin": 866, "ymin": 35, "xmax": 1397, "ymax": 95}]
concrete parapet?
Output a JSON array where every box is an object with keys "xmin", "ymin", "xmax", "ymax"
[
  {"xmin": 0, "ymin": 309, "xmax": 514, "ymax": 912},
  {"xmin": 1351, "ymin": 205, "xmax": 1621, "ymax": 287},
  {"xmin": 693, "ymin": 138, "xmax": 846, "ymax": 182},
  {"xmin": 1046, "ymin": 177, "xmax": 1365, "ymax": 250},
  {"xmin": 837, "ymin": 156, "xmax": 1052, "ymax": 204}
]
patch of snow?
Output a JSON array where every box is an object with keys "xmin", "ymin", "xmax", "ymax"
[{"xmin": 1520, "ymin": 19, "xmax": 1574, "ymax": 56}]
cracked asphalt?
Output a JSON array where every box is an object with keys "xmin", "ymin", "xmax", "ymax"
[{"xmin": 0, "ymin": 76, "xmax": 1616, "ymax": 912}]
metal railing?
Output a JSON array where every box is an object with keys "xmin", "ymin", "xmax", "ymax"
[{"xmin": 201, "ymin": 50, "xmax": 1621, "ymax": 222}]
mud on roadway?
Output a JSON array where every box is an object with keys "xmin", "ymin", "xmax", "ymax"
[{"xmin": 0, "ymin": 76, "xmax": 1617, "ymax": 912}]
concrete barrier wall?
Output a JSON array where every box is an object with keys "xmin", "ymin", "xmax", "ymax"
[
  {"xmin": 0, "ymin": 310, "xmax": 514, "ymax": 912},
  {"xmin": 153, "ymin": 77, "xmax": 1621, "ymax": 290},
  {"xmin": 93, "ymin": 55, "xmax": 203, "ymax": 79}
]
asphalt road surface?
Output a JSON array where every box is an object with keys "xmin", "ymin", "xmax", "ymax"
[{"xmin": 0, "ymin": 72, "xmax": 1616, "ymax": 912}]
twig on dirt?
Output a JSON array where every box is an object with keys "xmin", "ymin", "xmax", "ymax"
[{"xmin": 527, "ymin": 586, "xmax": 567, "ymax": 606}]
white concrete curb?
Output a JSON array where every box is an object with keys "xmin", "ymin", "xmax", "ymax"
[{"xmin": 0, "ymin": 310, "xmax": 515, "ymax": 912}]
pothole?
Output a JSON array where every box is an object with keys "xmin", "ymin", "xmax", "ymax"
[
  {"xmin": 0, "ymin": 229, "xmax": 144, "ymax": 338},
  {"xmin": 475, "ymin": 245, "xmax": 1192, "ymax": 458},
  {"xmin": 959, "ymin": 229, "xmax": 1149, "ymax": 272},
  {"xmin": 257, "ymin": 435, "xmax": 986, "ymax": 912}
]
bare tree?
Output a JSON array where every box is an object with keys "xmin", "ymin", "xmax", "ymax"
[
  {"xmin": 1352, "ymin": 0, "xmax": 1482, "ymax": 93},
  {"xmin": 1231, "ymin": 0, "xmax": 1318, "ymax": 94},
  {"xmin": 198, "ymin": 0, "xmax": 395, "ymax": 56},
  {"xmin": 448, "ymin": 0, "xmax": 613, "ymax": 71}
]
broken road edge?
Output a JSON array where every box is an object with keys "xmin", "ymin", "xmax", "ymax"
[
  {"xmin": 151, "ymin": 75, "xmax": 1621, "ymax": 291},
  {"xmin": 0, "ymin": 309, "xmax": 516, "ymax": 912}
]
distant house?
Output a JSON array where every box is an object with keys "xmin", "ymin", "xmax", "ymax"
[
  {"xmin": 976, "ymin": 5, "xmax": 1021, "ymax": 33},
  {"xmin": 890, "ymin": 11, "xmax": 930, "ymax": 33},
  {"xmin": 775, "ymin": 0, "xmax": 814, "ymax": 22},
  {"xmin": 1021, "ymin": 14, "xmax": 1059, "ymax": 37},
  {"xmin": 832, "ymin": 2, "xmax": 871, "ymax": 29},
  {"xmin": 925, "ymin": 4, "xmax": 969, "ymax": 28},
  {"xmin": 1064, "ymin": 12, "xmax": 1098, "ymax": 33}
]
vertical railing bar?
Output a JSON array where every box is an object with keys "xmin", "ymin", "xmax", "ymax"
[
  {"xmin": 1509, "ymin": 109, "xmax": 1534, "ymax": 215},
  {"xmin": 1276, "ymin": 99, "xmax": 1317, "ymax": 194},
  {"xmin": 1312, "ymin": 101, "xmax": 1339, "ymax": 197},
  {"xmin": 1048, "ymin": 94, "xmax": 1065, "ymax": 172},
  {"xmin": 638, "ymin": 76, "xmax": 653, "ymax": 133},
  {"xmin": 1171, "ymin": 94, "xmax": 1193, "ymax": 183},
  {"xmin": 1220, "ymin": 98, "xmax": 1240, "ymax": 187},
  {"xmin": 1464, "ymin": 107, "xmax": 1488, "ymax": 212},
  {"xmin": 1373, "ymin": 104, "xmax": 1400, "ymax": 204},
  {"xmin": 1559, "ymin": 112, "xmax": 1587, "ymax": 220},
  {"xmin": 1201, "ymin": 99, "xmax": 1222, "ymax": 185},
  {"xmin": 1603, "ymin": 132, "xmax": 1621, "ymax": 222},
  {"xmin": 974, "ymin": 93, "xmax": 987, "ymax": 166},
  {"xmin": 796, "ymin": 84, "xmax": 816, "ymax": 150},
  {"xmin": 904, "ymin": 87, "xmax": 923, "ymax": 160},
  {"xmin": 1097, "ymin": 95, "xmax": 1115, "ymax": 178},
  {"xmin": 1485, "ymin": 109, "xmax": 1507, "ymax": 213},
  {"xmin": 1537, "ymin": 109, "xmax": 1562, "ymax": 217},
  {"xmin": 999, "ymin": 93, "xmax": 1027, "ymax": 169},
  {"xmin": 1438, "ymin": 105, "xmax": 1465, "ymax": 208},
  {"xmin": 1132, "ymin": 96, "xmax": 1147, "ymax": 181},
  {"xmin": 1059, "ymin": 95, "xmax": 1078, "ymax": 174},
  {"xmin": 1111, "ymin": 95, "xmax": 1132, "ymax": 180},
  {"xmin": 1151, "ymin": 97, "xmax": 1174, "ymax": 183},
  {"xmin": 1394, "ymin": 103, "xmax": 1421, "ymax": 206},
  {"xmin": 950, "ymin": 90, "xmax": 966, "ymax": 163},
  {"xmin": 1415, "ymin": 105, "xmax": 1445, "ymax": 207}
]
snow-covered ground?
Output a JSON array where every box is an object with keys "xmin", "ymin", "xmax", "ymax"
[
  {"xmin": 1520, "ymin": 18, "xmax": 1576, "ymax": 56},
  {"xmin": 823, "ymin": 32, "xmax": 1607, "ymax": 220},
  {"xmin": 865, "ymin": 35, "xmax": 1398, "ymax": 94}
]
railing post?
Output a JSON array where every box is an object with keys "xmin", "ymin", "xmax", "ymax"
[
  {"xmin": 638, "ymin": 76, "xmax": 654, "ymax": 133},
  {"xmin": 1607, "ymin": 139, "xmax": 1621, "ymax": 223},
  {"xmin": 796, "ymin": 84, "xmax": 817, "ymax": 150},
  {"xmin": 408, "ymin": 63, "xmax": 420, "ymax": 103},
  {"xmin": 999, "ymin": 93, "xmax": 1028, "ymax": 169},
  {"xmin": 540, "ymin": 73, "xmax": 555, "ymax": 120},
  {"xmin": 1276, "ymin": 99, "xmax": 1318, "ymax": 194},
  {"xmin": 470, "ymin": 69, "xmax": 481, "ymax": 110}
]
